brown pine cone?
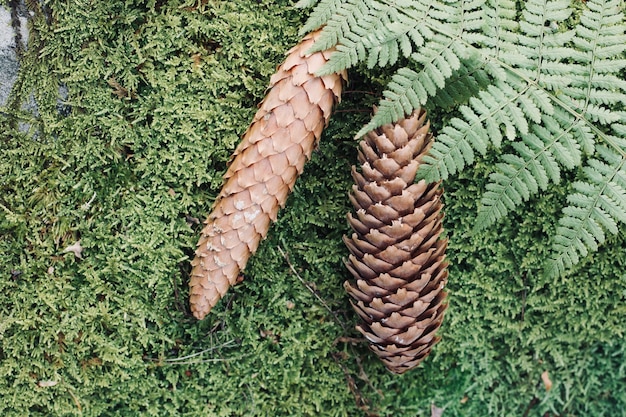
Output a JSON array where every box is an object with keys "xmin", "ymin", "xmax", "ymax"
[
  {"xmin": 344, "ymin": 108, "xmax": 448, "ymax": 374},
  {"xmin": 189, "ymin": 30, "xmax": 346, "ymax": 320}
]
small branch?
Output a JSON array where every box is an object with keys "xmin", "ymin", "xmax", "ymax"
[
  {"xmin": 145, "ymin": 339, "xmax": 239, "ymax": 365},
  {"xmin": 66, "ymin": 388, "xmax": 82, "ymax": 412},
  {"xmin": 520, "ymin": 271, "xmax": 527, "ymax": 323},
  {"xmin": 162, "ymin": 339, "xmax": 238, "ymax": 362},
  {"xmin": 0, "ymin": 202, "xmax": 14, "ymax": 215},
  {"xmin": 522, "ymin": 397, "xmax": 540, "ymax": 417},
  {"xmin": 278, "ymin": 245, "xmax": 349, "ymax": 331},
  {"xmin": 334, "ymin": 108, "xmax": 373, "ymax": 114},
  {"xmin": 333, "ymin": 336, "xmax": 366, "ymax": 345},
  {"xmin": 332, "ymin": 352, "xmax": 380, "ymax": 417},
  {"xmin": 154, "ymin": 356, "xmax": 242, "ymax": 366},
  {"xmin": 80, "ymin": 192, "xmax": 97, "ymax": 210},
  {"xmin": 354, "ymin": 354, "xmax": 383, "ymax": 399},
  {"xmin": 343, "ymin": 90, "xmax": 379, "ymax": 96},
  {"xmin": 9, "ymin": 0, "xmax": 24, "ymax": 58}
]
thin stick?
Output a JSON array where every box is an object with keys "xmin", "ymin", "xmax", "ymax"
[
  {"xmin": 278, "ymin": 245, "xmax": 348, "ymax": 331},
  {"xmin": 333, "ymin": 108, "xmax": 372, "ymax": 114},
  {"xmin": 66, "ymin": 388, "xmax": 82, "ymax": 412},
  {"xmin": 163, "ymin": 339, "xmax": 238, "ymax": 362},
  {"xmin": 332, "ymin": 352, "xmax": 379, "ymax": 417},
  {"xmin": 159, "ymin": 356, "xmax": 243, "ymax": 366},
  {"xmin": 333, "ymin": 336, "xmax": 365, "ymax": 345},
  {"xmin": 343, "ymin": 90, "xmax": 378, "ymax": 96}
]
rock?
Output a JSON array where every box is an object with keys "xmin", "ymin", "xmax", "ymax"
[{"xmin": 0, "ymin": 3, "xmax": 29, "ymax": 107}]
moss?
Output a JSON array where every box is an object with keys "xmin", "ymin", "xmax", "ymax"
[{"xmin": 0, "ymin": 0, "xmax": 624, "ymax": 416}]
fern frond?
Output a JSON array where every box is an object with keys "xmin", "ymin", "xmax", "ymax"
[
  {"xmin": 306, "ymin": 0, "xmax": 370, "ymax": 52},
  {"xmin": 305, "ymin": 0, "xmax": 626, "ymax": 275},
  {"xmin": 456, "ymin": 0, "xmax": 624, "ymax": 240},
  {"xmin": 427, "ymin": 62, "xmax": 491, "ymax": 109},
  {"xmin": 417, "ymin": 79, "xmax": 561, "ymax": 182},
  {"xmin": 541, "ymin": 110, "xmax": 583, "ymax": 169},
  {"xmin": 321, "ymin": 7, "xmax": 419, "ymax": 73},
  {"xmin": 311, "ymin": 0, "xmax": 487, "ymax": 76},
  {"xmin": 474, "ymin": 117, "xmax": 579, "ymax": 231},
  {"xmin": 294, "ymin": 0, "xmax": 321, "ymax": 9},
  {"xmin": 546, "ymin": 143, "xmax": 626, "ymax": 278},
  {"xmin": 542, "ymin": 0, "xmax": 626, "ymax": 126},
  {"xmin": 473, "ymin": 108, "xmax": 598, "ymax": 232},
  {"xmin": 306, "ymin": 0, "xmax": 397, "ymax": 60},
  {"xmin": 481, "ymin": 0, "xmax": 518, "ymax": 57},
  {"xmin": 355, "ymin": 38, "xmax": 474, "ymax": 136},
  {"xmin": 297, "ymin": 0, "xmax": 344, "ymax": 34},
  {"xmin": 614, "ymin": 123, "xmax": 626, "ymax": 137}
]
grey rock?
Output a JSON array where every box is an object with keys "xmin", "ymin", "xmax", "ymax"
[
  {"xmin": 1, "ymin": 2, "xmax": 71, "ymax": 127},
  {"xmin": 1, "ymin": 2, "xmax": 30, "ymax": 107},
  {"xmin": 0, "ymin": 6, "xmax": 23, "ymax": 107}
]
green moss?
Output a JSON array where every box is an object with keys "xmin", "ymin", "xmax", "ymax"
[{"xmin": 0, "ymin": 0, "xmax": 624, "ymax": 416}]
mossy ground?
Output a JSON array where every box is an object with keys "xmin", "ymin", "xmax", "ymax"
[{"xmin": 1, "ymin": 1, "xmax": 625, "ymax": 416}]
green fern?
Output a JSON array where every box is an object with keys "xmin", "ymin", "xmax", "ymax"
[
  {"xmin": 298, "ymin": 0, "xmax": 626, "ymax": 277},
  {"xmin": 547, "ymin": 140, "xmax": 626, "ymax": 277}
]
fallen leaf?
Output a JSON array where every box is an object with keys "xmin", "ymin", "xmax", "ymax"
[
  {"xmin": 37, "ymin": 380, "xmax": 58, "ymax": 387},
  {"xmin": 63, "ymin": 241, "xmax": 83, "ymax": 259},
  {"xmin": 185, "ymin": 215, "xmax": 200, "ymax": 226},
  {"xmin": 191, "ymin": 53, "xmax": 202, "ymax": 68},
  {"xmin": 541, "ymin": 370, "xmax": 553, "ymax": 391},
  {"xmin": 431, "ymin": 403, "xmax": 444, "ymax": 417},
  {"xmin": 107, "ymin": 77, "xmax": 129, "ymax": 98}
]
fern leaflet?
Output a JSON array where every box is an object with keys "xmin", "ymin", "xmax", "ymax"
[{"xmin": 546, "ymin": 142, "xmax": 626, "ymax": 277}]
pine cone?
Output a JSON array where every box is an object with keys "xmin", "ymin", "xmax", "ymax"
[
  {"xmin": 190, "ymin": 30, "xmax": 346, "ymax": 320},
  {"xmin": 343, "ymin": 108, "xmax": 448, "ymax": 374}
]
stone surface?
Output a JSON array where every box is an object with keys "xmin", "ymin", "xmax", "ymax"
[{"xmin": 0, "ymin": 3, "xmax": 29, "ymax": 107}]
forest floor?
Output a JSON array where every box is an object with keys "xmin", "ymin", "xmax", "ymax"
[{"xmin": 1, "ymin": 1, "xmax": 624, "ymax": 416}]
